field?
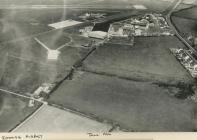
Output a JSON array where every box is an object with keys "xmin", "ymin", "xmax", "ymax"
[
  {"xmin": 82, "ymin": 36, "xmax": 193, "ymax": 84},
  {"xmin": 48, "ymin": 71, "xmax": 197, "ymax": 132},
  {"xmin": 0, "ymin": 0, "xmax": 182, "ymax": 12},
  {"xmin": 0, "ymin": 9, "xmax": 53, "ymax": 43},
  {"xmin": 36, "ymin": 30, "xmax": 94, "ymax": 49},
  {"xmin": 0, "ymin": 30, "xmax": 94, "ymax": 93},
  {"xmin": 0, "ymin": 8, "xmax": 118, "ymax": 43},
  {"xmin": 0, "ymin": 1, "xmax": 196, "ymax": 132},
  {"xmin": 14, "ymin": 105, "xmax": 112, "ymax": 132},
  {"xmin": 171, "ymin": 16, "xmax": 197, "ymax": 36},
  {"xmin": 171, "ymin": 14, "xmax": 197, "ymax": 49},
  {"xmin": 171, "ymin": 6, "xmax": 197, "ymax": 47},
  {"xmin": 0, "ymin": 0, "xmax": 192, "ymax": 43},
  {"xmin": 0, "ymin": 92, "xmax": 40, "ymax": 132},
  {"xmin": 173, "ymin": 6, "xmax": 197, "ymax": 20}
]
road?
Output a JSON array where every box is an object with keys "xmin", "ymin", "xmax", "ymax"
[
  {"xmin": 0, "ymin": 88, "xmax": 47, "ymax": 104},
  {"xmin": 166, "ymin": 0, "xmax": 197, "ymax": 56}
]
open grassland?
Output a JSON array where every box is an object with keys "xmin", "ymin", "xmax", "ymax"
[{"xmin": 0, "ymin": 31, "xmax": 93, "ymax": 94}]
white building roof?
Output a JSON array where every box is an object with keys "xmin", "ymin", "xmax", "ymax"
[{"xmin": 88, "ymin": 31, "xmax": 107, "ymax": 39}]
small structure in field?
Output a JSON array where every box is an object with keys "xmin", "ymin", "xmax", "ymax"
[{"xmin": 47, "ymin": 50, "xmax": 60, "ymax": 60}]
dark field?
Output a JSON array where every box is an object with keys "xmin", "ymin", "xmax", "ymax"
[
  {"xmin": 171, "ymin": 6, "xmax": 197, "ymax": 47},
  {"xmin": 0, "ymin": 93, "xmax": 40, "ymax": 132},
  {"xmin": 48, "ymin": 71, "xmax": 197, "ymax": 132},
  {"xmin": 173, "ymin": 6, "xmax": 197, "ymax": 20},
  {"xmin": 82, "ymin": 36, "xmax": 193, "ymax": 84},
  {"xmin": 171, "ymin": 16, "xmax": 197, "ymax": 36},
  {"xmin": 171, "ymin": 15, "xmax": 197, "ymax": 49}
]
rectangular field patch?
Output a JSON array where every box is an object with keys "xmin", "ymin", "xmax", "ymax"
[{"xmin": 48, "ymin": 20, "xmax": 83, "ymax": 29}]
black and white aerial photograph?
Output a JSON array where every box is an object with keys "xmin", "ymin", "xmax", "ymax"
[{"xmin": 0, "ymin": 0, "xmax": 197, "ymax": 134}]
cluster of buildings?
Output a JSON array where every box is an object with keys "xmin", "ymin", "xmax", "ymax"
[
  {"xmin": 79, "ymin": 12, "xmax": 106, "ymax": 21},
  {"xmin": 170, "ymin": 48, "xmax": 197, "ymax": 78},
  {"xmin": 107, "ymin": 20, "xmax": 135, "ymax": 46},
  {"xmin": 108, "ymin": 13, "xmax": 174, "ymax": 37},
  {"xmin": 33, "ymin": 83, "xmax": 55, "ymax": 99},
  {"xmin": 79, "ymin": 26, "xmax": 108, "ymax": 40},
  {"xmin": 79, "ymin": 13, "xmax": 173, "ymax": 46},
  {"xmin": 28, "ymin": 83, "xmax": 55, "ymax": 107}
]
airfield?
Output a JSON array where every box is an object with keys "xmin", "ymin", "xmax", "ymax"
[{"xmin": 0, "ymin": 0, "xmax": 197, "ymax": 132}]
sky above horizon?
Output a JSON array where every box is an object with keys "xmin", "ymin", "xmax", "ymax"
[{"xmin": 0, "ymin": 0, "xmax": 195, "ymax": 5}]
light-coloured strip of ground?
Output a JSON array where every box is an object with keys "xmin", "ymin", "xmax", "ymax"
[
  {"xmin": 13, "ymin": 105, "xmax": 113, "ymax": 133},
  {"xmin": 48, "ymin": 20, "xmax": 83, "ymax": 29},
  {"xmin": 0, "ymin": 88, "xmax": 47, "ymax": 104}
]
